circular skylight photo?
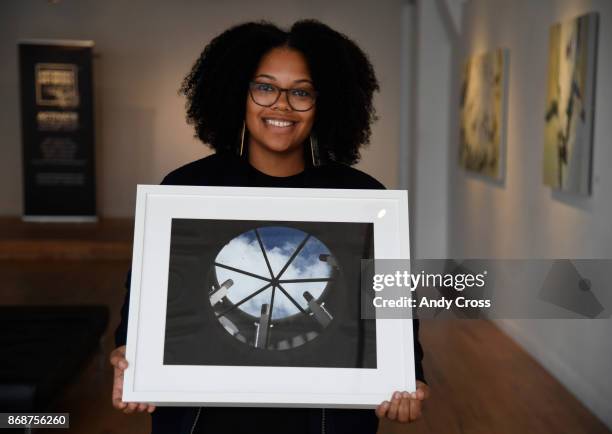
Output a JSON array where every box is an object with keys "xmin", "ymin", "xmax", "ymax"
[{"xmin": 207, "ymin": 226, "xmax": 339, "ymax": 350}]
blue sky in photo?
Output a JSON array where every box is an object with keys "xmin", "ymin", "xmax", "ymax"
[{"xmin": 214, "ymin": 226, "xmax": 333, "ymax": 319}]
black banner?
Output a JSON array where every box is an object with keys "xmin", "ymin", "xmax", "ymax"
[{"xmin": 19, "ymin": 41, "xmax": 96, "ymax": 220}]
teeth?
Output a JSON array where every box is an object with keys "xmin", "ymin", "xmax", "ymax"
[{"xmin": 265, "ymin": 119, "xmax": 294, "ymax": 127}]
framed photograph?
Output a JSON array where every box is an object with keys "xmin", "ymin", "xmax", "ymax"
[{"xmin": 123, "ymin": 185, "xmax": 415, "ymax": 408}]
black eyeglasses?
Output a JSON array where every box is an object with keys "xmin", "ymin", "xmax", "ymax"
[{"xmin": 249, "ymin": 81, "xmax": 317, "ymax": 112}]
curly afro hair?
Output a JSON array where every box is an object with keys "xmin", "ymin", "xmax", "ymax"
[{"xmin": 180, "ymin": 19, "xmax": 379, "ymax": 166}]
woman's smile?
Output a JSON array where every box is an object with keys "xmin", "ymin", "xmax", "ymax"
[{"xmin": 262, "ymin": 116, "xmax": 299, "ymax": 131}]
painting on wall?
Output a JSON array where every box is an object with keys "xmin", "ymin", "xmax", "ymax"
[
  {"xmin": 543, "ymin": 12, "xmax": 599, "ymax": 195},
  {"xmin": 459, "ymin": 48, "xmax": 509, "ymax": 180}
]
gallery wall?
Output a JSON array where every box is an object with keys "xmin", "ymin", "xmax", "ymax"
[
  {"xmin": 0, "ymin": 0, "xmax": 405, "ymax": 217},
  {"xmin": 449, "ymin": 0, "xmax": 612, "ymax": 427},
  {"xmin": 407, "ymin": 0, "xmax": 454, "ymax": 259}
]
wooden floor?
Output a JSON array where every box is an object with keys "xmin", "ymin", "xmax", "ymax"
[{"xmin": 0, "ymin": 218, "xmax": 609, "ymax": 434}]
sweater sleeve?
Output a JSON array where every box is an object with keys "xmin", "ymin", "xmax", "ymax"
[
  {"xmin": 114, "ymin": 269, "xmax": 132, "ymax": 347},
  {"xmin": 413, "ymin": 319, "xmax": 426, "ymax": 383}
]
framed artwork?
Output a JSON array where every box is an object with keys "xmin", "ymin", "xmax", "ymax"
[
  {"xmin": 123, "ymin": 185, "xmax": 415, "ymax": 408},
  {"xmin": 35, "ymin": 63, "xmax": 79, "ymax": 108},
  {"xmin": 543, "ymin": 12, "xmax": 599, "ymax": 195},
  {"xmin": 459, "ymin": 48, "xmax": 509, "ymax": 180}
]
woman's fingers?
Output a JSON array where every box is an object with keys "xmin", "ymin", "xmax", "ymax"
[
  {"xmin": 111, "ymin": 385, "xmax": 126, "ymax": 409},
  {"xmin": 111, "ymin": 361, "xmax": 126, "ymax": 409},
  {"xmin": 110, "ymin": 346, "xmax": 154, "ymax": 413},
  {"xmin": 123, "ymin": 402, "xmax": 139, "ymax": 414},
  {"xmin": 415, "ymin": 380, "xmax": 430, "ymax": 400},
  {"xmin": 375, "ymin": 401, "xmax": 390, "ymax": 418},
  {"xmin": 111, "ymin": 346, "xmax": 130, "ymax": 410},
  {"xmin": 409, "ymin": 397, "xmax": 422, "ymax": 421},
  {"xmin": 397, "ymin": 392, "xmax": 411, "ymax": 423},
  {"xmin": 386, "ymin": 391, "xmax": 401, "ymax": 420},
  {"xmin": 379, "ymin": 385, "xmax": 428, "ymax": 424},
  {"xmin": 109, "ymin": 346, "xmax": 128, "ymax": 370}
]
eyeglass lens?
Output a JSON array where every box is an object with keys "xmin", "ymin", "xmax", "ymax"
[{"xmin": 250, "ymin": 82, "xmax": 315, "ymax": 111}]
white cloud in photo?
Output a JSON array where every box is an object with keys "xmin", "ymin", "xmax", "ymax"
[{"xmin": 214, "ymin": 230, "xmax": 332, "ymax": 319}]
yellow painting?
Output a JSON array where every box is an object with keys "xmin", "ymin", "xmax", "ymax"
[
  {"xmin": 459, "ymin": 48, "xmax": 508, "ymax": 179},
  {"xmin": 543, "ymin": 13, "xmax": 599, "ymax": 195}
]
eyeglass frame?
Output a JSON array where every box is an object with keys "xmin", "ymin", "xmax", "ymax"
[{"xmin": 248, "ymin": 81, "xmax": 318, "ymax": 112}]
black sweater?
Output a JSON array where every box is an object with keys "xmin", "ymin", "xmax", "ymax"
[{"xmin": 115, "ymin": 152, "xmax": 425, "ymax": 434}]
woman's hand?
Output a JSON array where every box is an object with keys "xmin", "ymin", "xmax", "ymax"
[
  {"xmin": 375, "ymin": 380, "xmax": 429, "ymax": 423},
  {"xmin": 110, "ymin": 345, "xmax": 156, "ymax": 414}
]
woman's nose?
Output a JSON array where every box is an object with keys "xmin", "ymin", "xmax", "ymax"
[{"xmin": 272, "ymin": 89, "xmax": 292, "ymax": 111}]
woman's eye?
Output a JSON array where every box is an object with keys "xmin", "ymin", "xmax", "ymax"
[
  {"xmin": 291, "ymin": 89, "xmax": 312, "ymax": 98},
  {"xmin": 255, "ymin": 83, "xmax": 275, "ymax": 92}
]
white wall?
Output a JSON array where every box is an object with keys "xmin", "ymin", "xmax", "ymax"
[
  {"xmin": 0, "ymin": 0, "xmax": 404, "ymax": 217},
  {"xmin": 408, "ymin": 0, "xmax": 453, "ymax": 259},
  {"xmin": 449, "ymin": 0, "xmax": 612, "ymax": 427}
]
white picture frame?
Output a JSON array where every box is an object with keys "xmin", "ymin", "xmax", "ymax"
[{"xmin": 123, "ymin": 185, "xmax": 415, "ymax": 408}]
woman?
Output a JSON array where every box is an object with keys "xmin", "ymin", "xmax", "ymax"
[{"xmin": 111, "ymin": 19, "xmax": 429, "ymax": 434}]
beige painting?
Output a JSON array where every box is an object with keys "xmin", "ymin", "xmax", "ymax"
[
  {"xmin": 543, "ymin": 12, "xmax": 599, "ymax": 195},
  {"xmin": 459, "ymin": 48, "xmax": 508, "ymax": 180}
]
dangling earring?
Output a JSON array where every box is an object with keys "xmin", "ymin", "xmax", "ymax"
[
  {"xmin": 238, "ymin": 121, "xmax": 246, "ymax": 157},
  {"xmin": 310, "ymin": 134, "xmax": 320, "ymax": 167}
]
